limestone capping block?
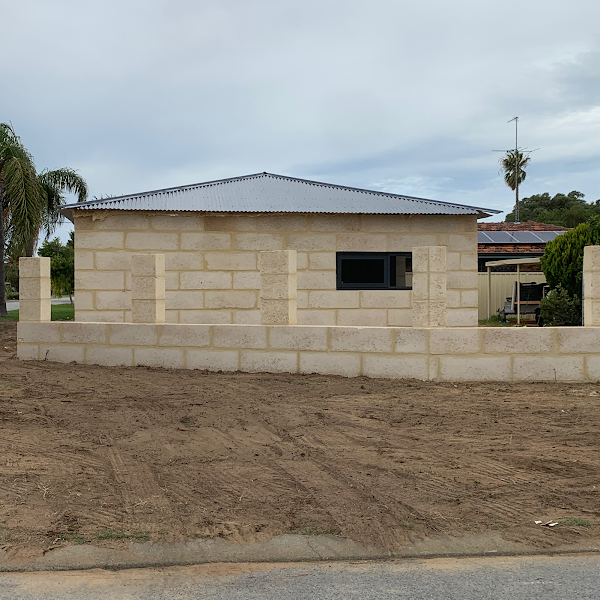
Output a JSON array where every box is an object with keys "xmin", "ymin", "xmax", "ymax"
[
  {"xmin": 19, "ymin": 257, "xmax": 51, "ymax": 322},
  {"xmin": 131, "ymin": 254, "xmax": 165, "ymax": 323},
  {"xmin": 412, "ymin": 246, "xmax": 447, "ymax": 327},
  {"xmin": 583, "ymin": 246, "xmax": 600, "ymax": 326},
  {"xmin": 259, "ymin": 250, "xmax": 297, "ymax": 325}
]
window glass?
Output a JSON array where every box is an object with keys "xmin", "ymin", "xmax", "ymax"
[
  {"xmin": 336, "ymin": 253, "xmax": 412, "ymax": 290},
  {"xmin": 340, "ymin": 257, "xmax": 385, "ymax": 285}
]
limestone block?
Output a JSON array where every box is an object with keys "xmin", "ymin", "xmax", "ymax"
[
  {"xmin": 260, "ymin": 298, "xmax": 297, "ymax": 325},
  {"xmin": 257, "ymin": 214, "xmax": 308, "ymax": 231},
  {"xmin": 75, "ymin": 250, "xmax": 94, "ymax": 270},
  {"xmin": 240, "ymin": 350, "xmax": 298, "ymax": 374},
  {"xmin": 296, "ymin": 252, "xmax": 308, "ymax": 270},
  {"xmin": 75, "ymin": 291, "xmax": 94, "ymax": 311},
  {"xmin": 131, "ymin": 253, "xmax": 165, "ymax": 277},
  {"xmin": 73, "ymin": 215, "xmax": 94, "ymax": 230},
  {"xmin": 409, "ymin": 215, "xmax": 452, "ymax": 233},
  {"xmin": 165, "ymin": 272, "xmax": 179, "ymax": 291},
  {"xmin": 61, "ymin": 323, "xmax": 108, "ymax": 344},
  {"xmin": 205, "ymin": 252, "xmax": 256, "ymax": 271},
  {"xmin": 95, "ymin": 213, "xmax": 149, "ymax": 230},
  {"xmin": 165, "ymin": 310, "xmax": 180, "ymax": 324},
  {"xmin": 445, "ymin": 308, "xmax": 477, "ymax": 327},
  {"xmin": 151, "ymin": 214, "xmax": 205, "ymax": 231},
  {"xmin": 94, "ymin": 251, "xmax": 131, "ymax": 271},
  {"xmin": 513, "ymin": 356, "xmax": 584, "ymax": 381},
  {"xmin": 258, "ymin": 251, "xmax": 297, "ymax": 275},
  {"xmin": 38, "ymin": 344, "xmax": 84, "ymax": 363},
  {"xmin": 233, "ymin": 272, "xmax": 261, "ymax": 289},
  {"xmin": 75, "ymin": 232, "xmax": 124, "ymax": 250},
  {"xmin": 585, "ymin": 356, "xmax": 600, "ymax": 379},
  {"xmin": 213, "ymin": 325, "xmax": 267, "ymax": 348},
  {"xmin": 460, "ymin": 290, "xmax": 478, "ymax": 308},
  {"xmin": 260, "ymin": 274, "xmax": 298, "ymax": 300},
  {"xmin": 446, "ymin": 290, "xmax": 461, "ymax": 308},
  {"xmin": 19, "ymin": 277, "xmax": 51, "ymax": 300},
  {"xmin": 19, "ymin": 300, "xmax": 51, "ymax": 322},
  {"xmin": 126, "ymin": 232, "xmax": 178, "ymax": 251},
  {"xmin": 387, "ymin": 309, "xmax": 413, "ymax": 327},
  {"xmin": 448, "ymin": 233, "xmax": 477, "ymax": 252},
  {"xmin": 297, "ymin": 271, "xmax": 335, "ymax": 290},
  {"xmin": 233, "ymin": 310, "xmax": 262, "ymax": 324},
  {"xmin": 308, "ymin": 252, "xmax": 336, "ymax": 270},
  {"xmin": 204, "ymin": 216, "xmax": 256, "ymax": 232},
  {"xmin": 179, "ymin": 310, "xmax": 231, "ymax": 324},
  {"xmin": 308, "ymin": 291, "xmax": 359, "ymax": 309},
  {"xmin": 109, "ymin": 323, "xmax": 159, "ymax": 345},
  {"xmin": 336, "ymin": 309, "xmax": 387, "ymax": 327},
  {"xmin": 158, "ymin": 324, "xmax": 210, "ymax": 347},
  {"xmin": 446, "ymin": 252, "xmax": 461, "ymax": 271},
  {"xmin": 180, "ymin": 233, "xmax": 231, "ymax": 251},
  {"xmin": 164, "ymin": 252, "xmax": 203, "ymax": 271},
  {"xmin": 429, "ymin": 301, "xmax": 447, "ymax": 327},
  {"xmin": 76, "ymin": 310, "xmax": 124, "ymax": 323},
  {"xmin": 234, "ymin": 233, "xmax": 284, "ymax": 250},
  {"xmin": 337, "ymin": 234, "xmax": 387, "ymax": 252},
  {"xmin": 460, "ymin": 252, "xmax": 478, "ymax": 271},
  {"xmin": 482, "ymin": 327, "xmax": 552, "ymax": 354},
  {"xmin": 134, "ymin": 347, "xmax": 185, "ymax": 369},
  {"xmin": 300, "ymin": 352, "xmax": 361, "ymax": 377},
  {"xmin": 311, "ymin": 214, "xmax": 360, "ymax": 232},
  {"xmin": 180, "ymin": 271, "xmax": 232, "ymax": 290},
  {"xmin": 412, "ymin": 301, "xmax": 429, "ymax": 328},
  {"xmin": 360, "ymin": 290, "xmax": 411, "ymax": 309},
  {"xmin": 296, "ymin": 310, "xmax": 337, "ymax": 325},
  {"xmin": 205, "ymin": 291, "xmax": 257, "ymax": 309},
  {"xmin": 430, "ymin": 328, "xmax": 480, "ymax": 354},
  {"xmin": 412, "ymin": 247, "xmax": 430, "ymax": 273},
  {"xmin": 269, "ymin": 326, "xmax": 328, "ymax": 351},
  {"xmin": 362, "ymin": 355, "xmax": 428, "ymax": 380},
  {"xmin": 288, "ymin": 234, "xmax": 336, "ymax": 251},
  {"xmin": 411, "ymin": 273, "xmax": 429, "ymax": 302},
  {"xmin": 96, "ymin": 291, "xmax": 131, "ymax": 310},
  {"xmin": 297, "ymin": 291, "xmax": 309, "ymax": 308},
  {"xmin": 428, "ymin": 272, "xmax": 447, "ymax": 301},
  {"xmin": 132, "ymin": 276, "xmax": 166, "ymax": 301},
  {"xmin": 558, "ymin": 327, "xmax": 600, "ymax": 353},
  {"xmin": 132, "ymin": 299, "xmax": 165, "ymax": 323},
  {"xmin": 584, "ymin": 245, "xmax": 600, "ymax": 271},
  {"xmin": 447, "ymin": 271, "xmax": 478, "ymax": 290},
  {"xmin": 19, "ymin": 256, "xmax": 50, "ymax": 279},
  {"xmin": 186, "ymin": 349, "xmax": 240, "ymax": 371},
  {"xmin": 17, "ymin": 343, "xmax": 39, "ymax": 360},
  {"xmin": 330, "ymin": 327, "xmax": 393, "ymax": 352},
  {"xmin": 395, "ymin": 328, "xmax": 428, "ymax": 353},
  {"xmin": 165, "ymin": 291, "xmax": 204, "ymax": 310},
  {"xmin": 389, "ymin": 234, "xmax": 438, "ymax": 252},
  {"xmin": 428, "ymin": 246, "xmax": 447, "ymax": 273},
  {"xmin": 360, "ymin": 215, "xmax": 410, "ymax": 232},
  {"xmin": 439, "ymin": 356, "xmax": 512, "ymax": 381},
  {"xmin": 85, "ymin": 346, "xmax": 133, "ymax": 367},
  {"xmin": 75, "ymin": 271, "xmax": 125, "ymax": 291},
  {"xmin": 17, "ymin": 321, "xmax": 61, "ymax": 343}
]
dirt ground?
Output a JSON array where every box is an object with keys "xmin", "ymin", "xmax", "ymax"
[{"xmin": 1, "ymin": 321, "xmax": 600, "ymax": 558}]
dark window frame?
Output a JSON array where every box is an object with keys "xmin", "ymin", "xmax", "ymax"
[{"xmin": 336, "ymin": 252, "xmax": 413, "ymax": 290}]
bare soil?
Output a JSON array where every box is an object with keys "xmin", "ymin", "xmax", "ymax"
[{"xmin": 1, "ymin": 321, "xmax": 600, "ymax": 557}]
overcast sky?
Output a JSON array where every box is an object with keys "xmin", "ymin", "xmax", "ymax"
[{"xmin": 2, "ymin": 0, "xmax": 600, "ymax": 242}]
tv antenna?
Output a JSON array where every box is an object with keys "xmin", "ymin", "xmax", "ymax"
[{"xmin": 493, "ymin": 117, "xmax": 538, "ymax": 223}]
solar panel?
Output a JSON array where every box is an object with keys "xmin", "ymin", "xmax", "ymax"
[
  {"xmin": 478, "ymin": 230, "xmax": 567, "ymax": 244},
  {"xmin": 535, "ymin": 231, "xmax": 565, "ymax": 242},
  {"xmin": 510, "ymin": 231, "xmax": 541, "ymax": 243}
]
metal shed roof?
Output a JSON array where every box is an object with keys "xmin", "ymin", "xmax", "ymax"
[{"xmin": 61, "ymin": 172, "xmax": 500, "ymax": 219}]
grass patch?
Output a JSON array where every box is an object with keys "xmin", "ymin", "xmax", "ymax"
[
  {"xmin": 95, "ymin": 530, "xmax": 150, "ymax": 542},
  {"xmin": 558, "ymin": 518, "xmax": 592, "ymax": 528},
  {"xmin": 0, "ymin": 303, "xmax": 74, "ymax": 322},
  {"xmin": 478, "ymin": 315, "xmax": 512, "ymax": 327},
  {"xmin": 56, "ymin": 533, "xmax": 89, "ymax": 545},
  {"xmin": 288, "ymin": 523, "xmax": 341, "ymax": 536}
]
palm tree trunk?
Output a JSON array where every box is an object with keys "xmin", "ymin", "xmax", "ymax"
[{"xmin": 0, "ymin": 182, "xmax": 8, "ymax": 318}]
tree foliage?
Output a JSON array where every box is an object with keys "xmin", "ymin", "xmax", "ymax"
[
  {"xmin": 37, "ymin": 233, "xmax": 75, "ymax": 300},
  {"xmin": 541, "ymin": 216, "xmax": 600, "ymax": 298},
  {"xmin": 539, "ymin": 285, "xmax": 582, "ymax": 326},
  {"xmin": 499, "ymin": 150, "xmax": 531, "ymax": 191},
  {"xmin": 506, "ymin": 191, "xmax": 600, "ymax": 227}
]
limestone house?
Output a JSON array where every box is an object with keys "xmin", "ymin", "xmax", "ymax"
[{"xmin": 61, "ymin": 172, "xmax": 500, "ymax": 327}]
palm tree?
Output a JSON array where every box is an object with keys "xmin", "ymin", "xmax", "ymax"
[
  {"xmin": 499, "ymin": 149, "xmax": 531, "ymax": 191},
  {"xmin": 0, "ymin": 124, "xmax": 39, "ymax": 317},
  {"xmin": 0, "ymin": 123, "xmax": 88, "ymax": 316}
]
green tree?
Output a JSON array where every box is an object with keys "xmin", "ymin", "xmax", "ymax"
[
  {"xmin": 0, "ymin": 124, "xmax": 39, "ymax": 317},
  {"xmin": 541, "ymin": 216, "xmax": 600, "ymax": 299},
  {"xmin": 539, "ymin": 285, "xmax": 582, "ymax": 326},
  {"xmin": 506, "ymin": 191, "xmax": 599, "ymax": 227},
  {"xmin": 499, "ymin": 149, "xmax": 531, "ymax": 192},
  {"xmin": 37, "ymin": 233, "xmax": 75, "ymax": 303}
]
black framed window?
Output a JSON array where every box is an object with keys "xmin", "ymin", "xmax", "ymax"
[{"xmin": 336, "ymin": 252, "xmax": 412, "ymax": 290}]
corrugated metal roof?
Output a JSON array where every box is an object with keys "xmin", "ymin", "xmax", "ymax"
[{"xmin": 62, "ymin": 172, "xmax": 500, "ymax": 218}]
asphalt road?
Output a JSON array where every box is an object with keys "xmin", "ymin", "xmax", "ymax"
[{"xmin": 1, "ymin": 554, "xmax": 600, "ymax": 600}]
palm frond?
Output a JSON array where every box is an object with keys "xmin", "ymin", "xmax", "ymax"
[{"xmin": 38, "ymin": 168, "xmax": 88, "ymax": 202}]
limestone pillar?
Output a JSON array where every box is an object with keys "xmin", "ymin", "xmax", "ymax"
[
  {"xmin": 259, "ymin": 250, "xmax": 297, "ymax": 325},
  {"xmin": 131, "ymin": 254, "xmax": 165, "ymax": 323},
  {"xmin": 583, "ymin": 245, "xmax": 600, "ymax": 326},
  {"xmin": 18, "ymin": 257, "xmax": 51, "ymax": 322},
  {"xmin": 412, "ymin": 246, "xmax": 447, "ymax": 327}
]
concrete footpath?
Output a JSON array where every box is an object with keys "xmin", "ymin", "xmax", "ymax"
[
  {"xmin": 1, "ymin": 533, "xmax": 599, "ymax": 573},
  {"xmin": 6, "ymin": 297, "xmax": 72, "ymax": 311}
]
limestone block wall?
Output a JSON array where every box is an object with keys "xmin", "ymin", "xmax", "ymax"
[
  {"xmin": 17, "ymin": 322, "xmax": 600, "ymax": 382},
  {"xmin": 73, "ymin": 211, "xmax": 478, "ymax": 327}
]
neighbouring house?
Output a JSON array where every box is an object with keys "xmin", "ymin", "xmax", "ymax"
[
  {"xmin": 61, "ymin": 172, "xmax": 500, "ymax": 327},
  {"xmin": 476, "ymin": 221, "xmax": 569, "ymax": 320}
]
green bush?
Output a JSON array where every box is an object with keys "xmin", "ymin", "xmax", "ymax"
[
  {"xmin": 539, "ymin": 285, "xmax": 582, "ymax": 326},
  {"xmin": 541, "ymin": 216, "xmax": 600, "ymax": 298}
]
